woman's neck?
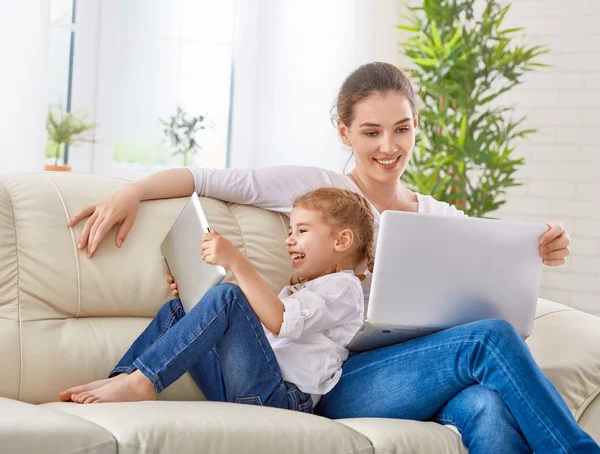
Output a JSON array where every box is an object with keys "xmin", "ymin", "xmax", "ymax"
[{"xmin": 349, "ymin": 170, "xmax": 418, "ymax": 214}]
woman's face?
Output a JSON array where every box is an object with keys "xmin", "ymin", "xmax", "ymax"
[{"xmin": 339, "ymin": 91, "xmax": 418, "ymax": 184}]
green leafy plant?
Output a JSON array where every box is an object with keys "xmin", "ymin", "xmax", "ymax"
[
  {"xmin": 46, "ymin": 109, "xmax": 97, "ymax": 166},
  {"xmin": 160, "ymin": 106, "xmax": 212, "ymax": 166},
  {"xmin": 398, "ymin": 0, "xmax": 549, "ymax": 217}
]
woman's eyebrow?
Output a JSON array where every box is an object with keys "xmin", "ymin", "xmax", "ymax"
[{"xmin": 359, "ymin": 117, "xmax": 412, "ymax": 127}]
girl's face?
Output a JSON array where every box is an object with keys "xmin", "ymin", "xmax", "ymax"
[
  {"xmin": 285, "ymin": 207, "xmax": 349, "ymax": 281},
  {"xmin": 339, "ymin": 91, "xmax": 418, "ymax": 184}
]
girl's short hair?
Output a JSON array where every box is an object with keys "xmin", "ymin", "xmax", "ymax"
[{"xmin": 292, "ymin": 187, "xmax": 375, "ymax": 280}]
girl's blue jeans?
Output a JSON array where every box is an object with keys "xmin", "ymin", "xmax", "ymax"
[
  {"xmin": 315, "ymin": 318, "xmax": 599, "ymax": 454},
  {"xmin": 110, "ymin": 283, "xmax": 599, "ymax": 453},
  {"xmin": 109, "ymin": 283, "xmax": 313, "ymax": 413}
]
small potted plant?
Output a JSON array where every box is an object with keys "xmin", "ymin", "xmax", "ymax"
[
  {"xmin": 45, "ymin": 109, "xmax": 97, "ymax": 171},
  {"xmin": 160, "ymin": 105, "xmax": 212, "ymax": 166}
]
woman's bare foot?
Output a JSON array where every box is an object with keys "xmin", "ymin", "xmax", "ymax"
[
  {"xmin": 73, "ymin": 371, "xmax": 157, "ymax": 404},
  {"xmin": 59, "ymin": 373, "xmax": 129, "ymax": 402}
]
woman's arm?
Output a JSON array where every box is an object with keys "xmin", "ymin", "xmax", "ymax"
[
  {"xmin": 68, "ymin": 168, "xmax": 195, "ymax": 257},
  {"xmin": 70, "ymin": 165, "xmax": 341, "ymax": 257}
]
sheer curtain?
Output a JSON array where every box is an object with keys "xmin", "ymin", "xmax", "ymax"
[{"xmin": 0, "ymin": 0, "xmax": 50, "ymax": 173}]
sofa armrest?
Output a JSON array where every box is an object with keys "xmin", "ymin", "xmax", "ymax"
[{"xmin": 527, "ymin": 298, "xmax": 600, "ymax": 430}]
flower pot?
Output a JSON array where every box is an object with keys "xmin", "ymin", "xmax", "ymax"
[{"xmin": 44, "ymin": 164, "xmax": 72, "ymax": 172}]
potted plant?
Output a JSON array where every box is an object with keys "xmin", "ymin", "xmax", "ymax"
[
  {"xmin": 398, "ymin": 0, "xmax": 549, "ymax": 217},
  {"xmin": 160, "ymin": 106, "xmax": 212, "ymax": 166},
  {"xmin": 45, "ymin": 109, "xmax": 97, "ymax": 171}
]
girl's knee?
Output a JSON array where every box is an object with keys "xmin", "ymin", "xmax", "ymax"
[{"xmin": 205, "ymin": 283, "xmax": 247, "ymax": 306}]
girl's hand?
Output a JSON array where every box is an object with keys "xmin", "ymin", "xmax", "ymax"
[
  {"xmin": 540, "ymin": 222, "xmax": 571, "ymax": 266},
  {"xmin": 201, "ymin": 228, "xmax": 241, "ymax": 270},
  {"xmin": 166, "ymin": 268, "xmax": 179, "ymax": 296},
  {"xmin": 68, "ymin": 182, "xmax": 143, "ymax": 258}
]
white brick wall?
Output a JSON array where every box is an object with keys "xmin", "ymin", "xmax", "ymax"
[{"xmin": 497, "ymin": 0, "xmax": 600, "ymax": 315}]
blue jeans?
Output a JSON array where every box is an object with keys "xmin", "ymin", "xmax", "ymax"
[
  {"xmin": 110, "ymin": 284, "xmax": 313, "ymax": 413},
  {"xmin": 315, "ymin": 319, "xmax": 600, "ymax": 454}
]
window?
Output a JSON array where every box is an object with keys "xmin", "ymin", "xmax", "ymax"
[
  {"xmin": 47, "ymin": 0, "xmax": 76, "ymax": 165},
  {"xmin": 92, "ymin": 0, "xmax": 236, "ymax": 179}
]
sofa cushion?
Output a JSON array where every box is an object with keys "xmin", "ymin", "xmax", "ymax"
[
  {"xmin": 0, "ymin": 397, "xmax": 115, "ymax": 454},
  {"xmin": 529, "ymin": 298, "xmax": 600, "ymax": 418},
  {"xmin": 17, "ymin": 317, "xmax": 205, "ymax": 404},
  {"xmin": 44, "ymin": 400, "xmax": 373, "ymax": 454},
  {"xmin": 337, "ymin": 418, "xmax": 467, "ymax": 454},
  {"xmin": 0, "ymin": 173, "xmax": 292, "ymax": 404}
]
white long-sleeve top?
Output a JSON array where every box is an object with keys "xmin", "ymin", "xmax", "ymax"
[
  {"xmin": 268, "ymin": 270, "xmax": 364, "ymax": 398},
  {"xmin": 187, "ymin": 165, "xmax": 466, "ymax": 306}
]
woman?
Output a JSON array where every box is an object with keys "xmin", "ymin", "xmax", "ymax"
[{"xmin": 69, "ymin": 63, "xmax": 597, "ymax": 453}]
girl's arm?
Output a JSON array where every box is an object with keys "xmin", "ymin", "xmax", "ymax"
[{"xmin": 202, "ymin": 230, "xmax": 284, "ymax": 334}]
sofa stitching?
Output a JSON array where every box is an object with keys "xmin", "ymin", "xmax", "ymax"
[
  {"xmin": 60, "ymin": 439, "xmax": 116, "ymax": 454},
  {"xmin": 227, "ymin": 203, "xmax": 248, "ymax": 256},
  {"xmin": 585, "ymin": 398, "xmax": 600, "ymax": 424},
  {"xmin": 534, "ymin": 308, "xmax": 575, "ymax": 320},
  {"xmin": 0, "ymin": 177, "xmax": 23, "ymax": 401},
  {"xmin": 277, "ymin": 212, "xmax": 288, "ymax": 236},
  {"xmin": 43, "ymin": 175, "xmax": 83, "ymax": 318},
  {"xmin": 576, "ymin": 385, "xmax": 600, "ymax": 420}
]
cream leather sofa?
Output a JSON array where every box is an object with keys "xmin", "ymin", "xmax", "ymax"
[{"xmin": 1, "ymin": 172, "xmax": 599, "ymax": 454}]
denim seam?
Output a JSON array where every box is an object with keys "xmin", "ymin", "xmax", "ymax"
[
  {"xmin": 139, "ymin": 309, "xmax": 177, "ymax": 358},
  {"xmin": 231, "ymin": 296, "xmax": 283, "ymax": 380},
  {"xmin": 345, "ymin": 335, "xmax": 571, "ymax": 453},
  {"xmin": 110, "ymin": 365, "xmax": 136, "ymax": 376},
  {"xmin": 145, "ymin": 293, "xmax": 283, "ymax": 392},
  {"xmin": 142, "ymin": 302, "xmax": 230, "ymax": 391},
  {"xmin": 133, "ymin": 358, "xmax": 164, "ymax": 393},
  {"xmin": 475, "ymin": 335, "xmax": 571, "ymax": 453}
]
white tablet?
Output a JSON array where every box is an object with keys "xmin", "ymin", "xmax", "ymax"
[{"xmin": 161, "ymin": 193, "xmax": 226, "ymax": 313}]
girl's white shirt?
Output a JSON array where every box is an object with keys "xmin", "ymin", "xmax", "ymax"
[
  {"xmin": 187, "ymin": 165, "xmax": 466, "ymax": 403},
  {"xmin": 271, "ymin": 270, "xmax": 363, "ymax": 402}
]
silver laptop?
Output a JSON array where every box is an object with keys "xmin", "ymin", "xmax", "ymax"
[
  {"xmin": 348, "ymin": 211, "xmax": 547, "ymax": 352},
  {"xmin": 161, "ymin": 193, "xmax": 226, "ymax": 313}
]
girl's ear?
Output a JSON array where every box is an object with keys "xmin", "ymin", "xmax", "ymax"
[
  {"xmin": 334, "ymin": 229, "xmax": 354, "ymax": 252},
  {"xmin": 338, "ymin": 121, "xmax": 351, "ymax": 146}
]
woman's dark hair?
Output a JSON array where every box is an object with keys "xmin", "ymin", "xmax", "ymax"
[{"xmin": 332, "ymin": 62, "xmax": 418, "ymax": 127}]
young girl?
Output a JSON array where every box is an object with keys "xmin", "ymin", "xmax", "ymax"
[{"xmin": 59, "ymin": 187, "xmax": 374, "ymax": 412}]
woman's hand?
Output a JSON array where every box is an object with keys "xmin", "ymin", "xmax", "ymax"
[
  {"xmin": 67, "ymin": 182, "xmax": 143, "ymax": 258},
  {"xmin": 540, "ymin": 222, "xmax": 571, "ymax": 266},
  {"xmin": 166, "ymin": 268, "xmax": 179, "ymax": 297},
  {"xmin": 201, "ymin": 228, "xmax": 242, "ymax": 271}
]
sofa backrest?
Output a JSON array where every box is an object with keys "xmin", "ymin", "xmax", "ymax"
[{"xmin": 0, "ymin": 173, "xmax": 292, "ymax": 404}]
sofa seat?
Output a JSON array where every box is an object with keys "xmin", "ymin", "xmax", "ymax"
[
  {"xmin": 0, "ymin": 397, "xmax": 116, "ymax": 454},
  {"xmin": 337, "ymin": 418, "xmax": 467, "ymax": 454},
  {"xmin": 43, "ymin": 400, "xmax": 373, "ymax": 454}
]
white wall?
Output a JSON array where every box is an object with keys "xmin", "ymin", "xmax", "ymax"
[
  {"xmin": 0, "ymin": 0, "xmax": 49, "ymax": 173},
  {"xmin": 493, "ymin": 0, "xmax": 600, "ymax": 315},
  {"xmin": 229, "ymin": 0, "xmax": 384, "ymax": 173}
]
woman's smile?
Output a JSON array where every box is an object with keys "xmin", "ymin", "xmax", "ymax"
[{"xmin": 373, "ymin": 155, "xmax": 402, "ymax": 170}]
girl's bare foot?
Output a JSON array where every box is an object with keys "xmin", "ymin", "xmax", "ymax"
[
  {"xmin": 74, "ymin": 371, "xmax": 157, "ymax": 404},
  {"xmin": 59, "ymin": 374, "xmax": 129, "ymax": 402}
]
